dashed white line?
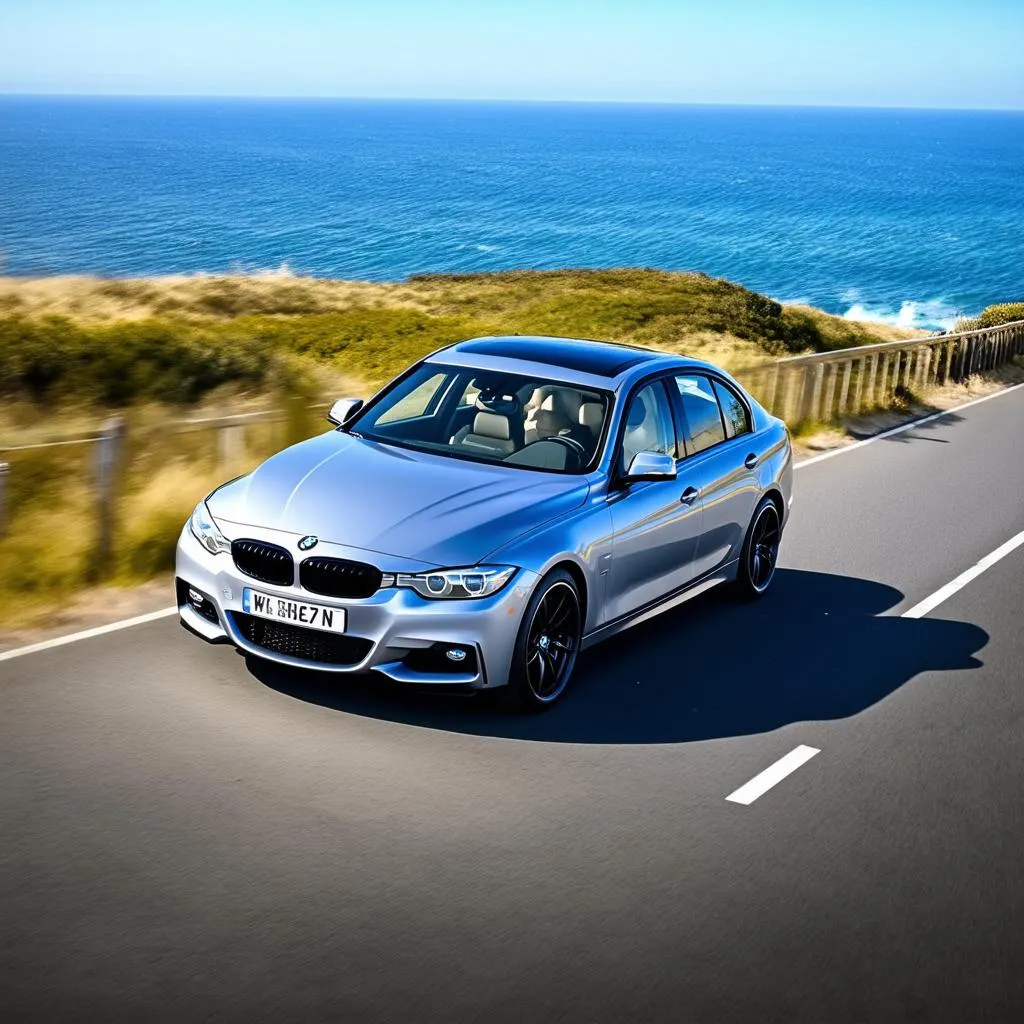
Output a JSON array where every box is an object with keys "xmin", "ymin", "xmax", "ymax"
[
  {"xmin": 0, "ymin": 607, "xmax": 177, "ymax": 664},
  {"xmin": 901, "ymin": 529, "xmax": 1024, "ymax": 620},
  {"xmin": 726, "ymin": 745, "xmax": 821, "ymax": 805}
]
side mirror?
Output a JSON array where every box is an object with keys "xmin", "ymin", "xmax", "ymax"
[
  {"xmin": 327, "ymin": 397, "xmax": 364, "ymax": 427},
  {"xmin": 624, "ymin": 451, "xmax": 677, "ymax": 482}
]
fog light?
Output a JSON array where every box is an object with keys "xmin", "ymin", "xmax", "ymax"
[
  {"xmin": 446, "ymin": 648, "xmax": 467, "ymax": 663},
  {"xmin": 177, "ymin": 578, "xmax": 220, "ymax": 626}
]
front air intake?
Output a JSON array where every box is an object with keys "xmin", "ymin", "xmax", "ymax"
[{"xmin": 232, "ymin": 614, "xmax": 372, "ymax": 666}]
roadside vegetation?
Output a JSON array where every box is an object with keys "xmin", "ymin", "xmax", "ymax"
[
  {"xmin": 4, "ymin": 268, "xmax": 1016, "ymax": 630},
  {"xmin": 953, "ymin": 302, "xmax": 1024, "ymax": 333},
  {"xmin": 0, "ymin": 269, "xmax": 919, "ymax": 409}
]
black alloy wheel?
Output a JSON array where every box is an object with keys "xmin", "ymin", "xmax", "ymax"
[
  {"xmin": 507, "ymin": 569, "xmax": 582, "ymax": 710},
  {"xmin": 738, "ymin": 498, "xmax": 782, "ymax": 598}
]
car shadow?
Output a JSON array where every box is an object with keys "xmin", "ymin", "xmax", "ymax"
[{"xmin": 245, "ymin": 568, "xmax": 988, "ymax": 744}]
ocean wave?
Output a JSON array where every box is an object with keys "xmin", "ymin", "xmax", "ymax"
[{"xmin": 842, "ymin": 298, "xmax": 962, "ymax": 332}]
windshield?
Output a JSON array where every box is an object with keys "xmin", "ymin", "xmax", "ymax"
[{"xmin": 347, "ymin": 363, "xmax": 612, "ymax": 473}]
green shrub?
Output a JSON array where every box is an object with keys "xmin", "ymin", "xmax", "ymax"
[
  {"xmin": 976, "ymin": 303, "xmax": 1024, "ymax": 329},
  {"xmin": 0, "ymin": 316, "xmax": 274, "ymax": 404}
]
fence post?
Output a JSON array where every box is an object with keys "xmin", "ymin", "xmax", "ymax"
[
  {"xmin": 822, "ymin": 363, "xmax": 838, "ymax": 423},
  {"xmin": 902, "ymin": 348, "xmax": 914, "ymax": 391},
  {"xmin": 804, "ymin": 363, "xmax": 825, "ymax": 422},
  {"xmin": 95, "ymin": 415, "xmax": 127, "ymax": 577},
  {"xmin": 837, "ymin": 359, "xmax": 853, "ymax": 415},
  {"xmin": 878, "ymin": 352, "xmax": 892, "ymax": 406},
  {"xmin": 0, "ymin": 461, "xmax": 8, "ymax": 539},
  {"xmin": 913, "ymin": 347, "xmax": 927, "ymax": 390},
  {"xmin": 779, "ymin": 366, "xmax": 798, "ymax": 423},
  {"xmin": 940, "ymin": 340, "xmax": 954, "ymax": 384},
  {"xmin": 851, "ymin": 358, "xmax": 865, "ymax": 414},
  {"xmin": 218, "ymin": 420, "xmax": 246, "ymax": 466},
  {"xmin": 863, "ymin": 354, "xmax": 878, "ymax": 409},
  {"xmin": 762, "ymin": 363, "xmax": 780, "ymax": 415},
  {"xmin": 791, "ymin": 366, "xmax": 808, "ymax": 423},
  {"xmin": 921, "ymin": 347, "xmax": 933, "ymax": 389}
]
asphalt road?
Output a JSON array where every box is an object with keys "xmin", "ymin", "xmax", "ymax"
[{"xmin": 2, "ymin": 387, "xmax": 1023, "ymax": 1023}]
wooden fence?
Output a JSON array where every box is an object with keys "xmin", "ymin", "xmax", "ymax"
[{"xmin": 733, "ymin": 319, "xmax": 1024, "ymax": 425}]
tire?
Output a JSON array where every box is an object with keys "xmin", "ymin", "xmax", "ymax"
[
  {"xmin": 503, "ymin": 568, "xmax": 583, "ymax": 711},
  {"xmin": 735, "ymin": 497, "xmax": 782, "ymax": 600}
]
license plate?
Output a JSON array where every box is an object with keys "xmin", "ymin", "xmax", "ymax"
[{"xmin": 242, "ymin": 588, "xmax": 347, "ymax": 634}]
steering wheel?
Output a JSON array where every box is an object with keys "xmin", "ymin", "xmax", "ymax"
[{"xmin": 538, "ymin": 434, "xmax": 588, "ymax": 468}]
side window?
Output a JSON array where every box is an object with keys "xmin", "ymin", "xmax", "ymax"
[
  {"xmin": 619, "ymin": 382, "xmax": 676, "ymax": 470},
  {"xmin": 674, "ymin": 375, "xmax": 726, "ymax": 454},
  {"xmin": 376, "ymin": 372, "xmax": 447, "ymax": 425},
  {"xmin": 712, "ymin": 380, "xmax": 751, "ymax": 439}
]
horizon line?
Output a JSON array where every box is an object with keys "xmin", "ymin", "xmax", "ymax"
[{"xmin": 0, "ymin": 91, "xmax": 1021, "ymax": 114}]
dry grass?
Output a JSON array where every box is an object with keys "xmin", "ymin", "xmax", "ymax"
[
  {"xmin": 0, "ymin": 267, "xmax": 921, "ymax": 358},
  {"xmin": 0, "ymin": 410, "xmax": 326, "ymax": 627}
]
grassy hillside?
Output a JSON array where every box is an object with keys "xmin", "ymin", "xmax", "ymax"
[{"xmin": 0, "ymin": 269, "xmax": 919, "ymax": 410}]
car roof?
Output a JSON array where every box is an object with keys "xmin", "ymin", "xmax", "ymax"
[{"xmin": 429, "ymin": 335, "xmax": 713, "ymax": 389}]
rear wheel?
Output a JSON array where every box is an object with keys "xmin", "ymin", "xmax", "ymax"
[
  {"xmin": 505, "ymin": 569, "xmax": 582, "ymax": 711},
  {"xmin": 736, "ymin": 498, "xmax": 782, "ymax": 599}
]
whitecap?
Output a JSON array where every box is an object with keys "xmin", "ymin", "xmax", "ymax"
[{"xmin": 842, "ymin": 298, "xmax": 962, "ymax": 331}]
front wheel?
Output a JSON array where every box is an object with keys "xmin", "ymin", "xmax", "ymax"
[
  {"xmin": 736, "ymin": 498, "xmax": 782, "ymax": 599},
  {"xmin": 504, "ymin": 569, "xmax": 582, "ymax": 711}
]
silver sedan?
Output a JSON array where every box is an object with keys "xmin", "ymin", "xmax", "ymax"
[{"xmin": 176, "ymin": 335, "xmax": 793, "ymax": 709}]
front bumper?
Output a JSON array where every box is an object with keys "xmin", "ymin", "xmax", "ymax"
[{"xmin": 175, "ymin": 526, "xmax": 537, "ymax": 689}]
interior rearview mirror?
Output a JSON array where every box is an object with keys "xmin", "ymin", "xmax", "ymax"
[
  {"xmin": 327, "ymin": 397, "xmax": 364, "ymax": 427},
  {"xmin": 625, "ymin": 450, "xmax": 677, "ymax": 482}
]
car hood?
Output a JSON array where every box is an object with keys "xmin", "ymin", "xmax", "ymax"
[{"xmin": 208, "ymin": 430, "xmax": 590, "ymax": 567}]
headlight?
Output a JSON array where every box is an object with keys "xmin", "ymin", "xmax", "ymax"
[
  {"xmin": 395, "ymin": 565, "xmax": 516, "ymax": 600},
  {"xmin": 189, "ymin": 500, "xmax": 230, "ymax": 555}
]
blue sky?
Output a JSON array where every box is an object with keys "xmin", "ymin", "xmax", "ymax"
[{"xmin": 1, "ymin": 0, "xmax": 1021, "ymax": 109}]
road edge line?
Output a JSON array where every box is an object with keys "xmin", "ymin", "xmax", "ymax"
[
  {"xmin": 794, "ymin": 381, "xmax": 1024, "ymax": 470},
  {"xmin": 0, "ymin": 607, "xmax": 178, "ymax": 664}
]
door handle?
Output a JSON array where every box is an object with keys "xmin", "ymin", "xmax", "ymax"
[
  {"xmin": 680, "ymin": 487, "xmax": 699, "ymax": 505},
  {"xmin": 744, "ymin": 453, "xmax": 758, "ymax": 470}
]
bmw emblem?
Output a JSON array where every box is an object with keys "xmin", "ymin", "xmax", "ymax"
[{"xmin": 298, "ymin": 535, "xmax": 319, "ymax": 551}]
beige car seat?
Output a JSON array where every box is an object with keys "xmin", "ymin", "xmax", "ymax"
[
  {"xmin": 620, "ymin": 392, "xmax": 658, "ymax": 469},
  {"xmin": 524, "ymin": 387, "xmax": 584, "ymax": 445},
  {"xmin": 450, "ymin": 410, "xmax": 517, "ymax": 456}
]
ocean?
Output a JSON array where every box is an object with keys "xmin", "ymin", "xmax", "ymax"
[{"xmin": 1, "ymin": 97, "xmax": 1021, "ymax": 329}]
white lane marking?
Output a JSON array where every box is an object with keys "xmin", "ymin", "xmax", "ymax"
[
  {"xmin": 901, "ymin": 529, "xmax": 1024, "ymax": 620},
  {"xmin": 726, "ymin": 745, "xmax": 821, "ymax": 805},
  {"xmin": 795, "ymin": 381, "xmax": 1024, "ymax": 470},
  {"xmin": 0, "ymin": 607, "xmax": 178, "ymax": 664}
]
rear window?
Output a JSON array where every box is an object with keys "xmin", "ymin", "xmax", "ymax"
[
  {"xmin": 712, "ymin": 380, "xmax": 751, "ymax": 439},
  {"xmin": 674, "ymin": 375, "xmax": 726, "ymax": 454}
]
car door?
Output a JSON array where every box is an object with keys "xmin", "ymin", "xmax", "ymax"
[
  {"xmin": 671, "ymin": 373, "xmax": 760, "ymax": 578},
  {"xmin": 604, "ymin": 379, "xmax": 704, "ymax": 623}
]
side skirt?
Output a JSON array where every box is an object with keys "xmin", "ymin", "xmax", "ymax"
[{"xmin": 581, "ymin": 560, "xmax": 739, "ymax": 650}]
